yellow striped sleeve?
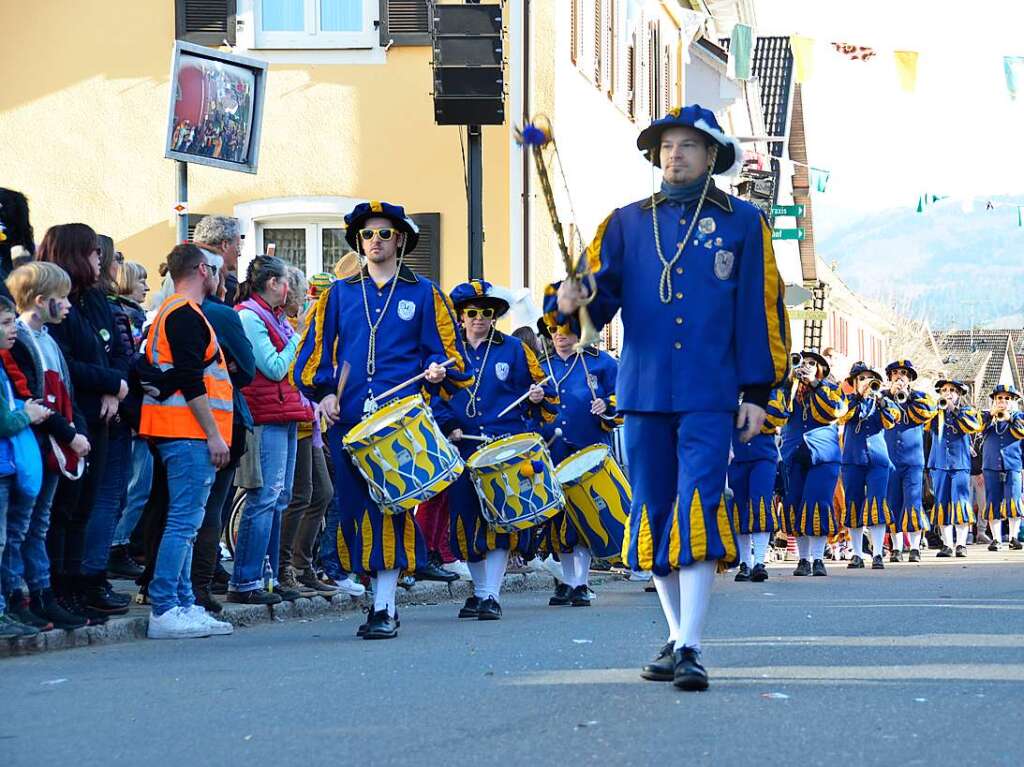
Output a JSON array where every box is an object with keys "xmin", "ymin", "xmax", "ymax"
[
  {"xmin": 808, "ymin": 381, "xmax": 846, "ymax": 424},
  {"xmin": 760, "ymin": 218, "xmax": 791, "ymax": 387},
  {"xmin": 1010, "ymin": 414, "xmax": 1024, "ymax": 440},
  {"xmin": 880, "ymin": 399, "xmax": 902, "ymax": 429},
  {"xmin": 955, "ymin": 406, "xmax": 983, "ymax": 434},
  {"xmin": 906, "ymin": 391, "xmax": 938, "ymax": 425},
  {"xmin": 432, "ymin": 287, "xmax": 469, "ymax": 382},
  {"xmin": 584, "ymin": 212, "xmax": 614, "ymax": 276},
  {"xmin": 523, "ymin": 342, "xmax": 558, "ymax": 423}
]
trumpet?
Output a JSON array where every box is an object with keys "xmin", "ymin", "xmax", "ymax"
[
  {"xmin": 790, "ymin": 352, "xmax": 803, "ymax": 368},
  {"xmin": 892, "ymin": 390, "xmax": 909, "ymax": 404},
  {"xmin": 868, "ymin": 380, "xmax": 882, "ymax": 393},
  {"xmin": 937, "ymin": 397, "xmax": 949, "ymax": 410},
  {"xmin": 992, "ymin": 409, "xmax": 1011, "ymax": 422}
]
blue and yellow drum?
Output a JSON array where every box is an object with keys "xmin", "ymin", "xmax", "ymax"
[
  {"xmin": 556, "ymin": 445, "xmax": 631, "ymax": 561},
  {"xmin": 467, "ymin": 433, "xmax": 563, "ymax": 533},
  {"xmin": 342, "ymin": 394, "xmax": 463, "ymax": 514}
]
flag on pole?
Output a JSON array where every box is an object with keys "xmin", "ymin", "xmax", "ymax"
[
  {"xmin": 678, "ymin": 9, "xmax": 705, "ymax": 65},
  {"xmin": 830, "ymin": 42, "xmax": 877, "ymax": 61},
  {"xmin": 1004, "ymin": 56, "xmax": 1024, "ymax": 100},
  {"xmin": 790, "ymin": 35, "xmax": 815, "ymax": 83},
  {"xmin": 729, "ymin": 23, "xmax": 754, "ymax": 80},
  {"xmin": 810, "ymin": 167, "xmax": 830, "ymax": 193},
  {"xmin": 894, "ymin": 50, "xmax": 919, "ymax": 92}
]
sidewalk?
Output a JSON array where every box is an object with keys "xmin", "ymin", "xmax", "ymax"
[{"xmin": 1, "ymin": 570, "xmax": 626, "ymax": 658}]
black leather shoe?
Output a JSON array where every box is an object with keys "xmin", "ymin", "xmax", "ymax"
[
  {"xmin": 569, "ymin": 585, "xmax": 591, "ymax": 607},
  {"xmin": 83, "ymin": 575, "xmax": 130, "ymax": 615},
  {"xmin": 811, "ymin": 559, "xmax": 827, "ymax": 576},
  {"xmin": 955, "ymin": 545, "xmax": 967, "ymax": 558},
  {"xmin": 750, "ymin": 563, "xmax": 768, "ymax": 582},
  {"xmin": 988, "ymin": 541, "xmax": 1000, "ymax": 552},
  {"xmin": 107, "ymin": 545, "xmax": 145, "ymax": 579},
  {"xmin": 640, "ymin": 642, "xmax": 675, "ymax": 681},
  {"xmin": 672, "ymin": 646, "xmax": 709, "ymax": 691},
  {"xmin": 415, "ymin": 562, "xmax": 459, "ymax": 583},
  {"xmin": 549, "ymin": 583, "xmax": 572, "ymax": 606},
  {"xmin": 193, "ymin": 587, "xmax": 224, "ymax": 615},
  {"xmin": 871, "ymin": 555, "xmax": 885, "ymax": 569},
  {"xmin": 936, "ymin": 545, "xmax": 953, "ymax": 558},
  {"xmin": 458, "ymin": 596, "xmax": 481, "ymax": 619},
  {"xmin": 227, "ymin": 588, "xmax": 282, "ymax": 605},
  {"xmin": 908, "ymin": 549, "xmax": 921, "ymax": 563},
  {"xmin": 734, "ymin": 563, "xmax": 751, "ymax": 582},
  {"xmin": 1010, "ymin": 538, "xmax": 1023, "ymax": 550},
  {"xmin": 363, "ymin": 608, "xmax": 398, "ymax": 639},
  {"xmin": 477, "ymin": 596, "xmax": 502, "ymax": 620},
  {"xmin": 273, "ymin": 585, "xmax": 303, "ymax": 602},
  {"xmin": 847, "ymin": 555, "xmax": 865, "ymax": 569},
  {"xmin": 890, "ymin": 550, "xmax": 903, "ymax": 563},
  {"xmin": 358, "ymin": 608, "xmax": 400, "ymax": 636},
  {"xmin": 792, "ymin": 558, "xmax": 811, "ymax": 576}
]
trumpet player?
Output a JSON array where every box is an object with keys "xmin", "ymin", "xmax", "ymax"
[
  {"xmin": 927, "ymin": 380, "xmax": 982, "ymax": 557},
  {"xmin": 980, "ymin": 384, "xmax": 1024, "ymax": 551},
  {"xmin": 882, "ymin": 360, "xmax": 938, "ymax": 562},
  {"xmin": 781, "ymin": 351, "xmax": 847, "ymax": 577},
  {"xmin": 839, "ymin": 363, "xmax": 900, "ymax": 570}
]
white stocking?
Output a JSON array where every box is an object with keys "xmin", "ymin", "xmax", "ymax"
[
  {"xmin": 752, "ymin": 532, "xmax": 770, "ymax": 565},
  {"xmin": 653, "ymin": 573, "xmax": 681, "ymax": 645},
  {"xmin": 572, "ymin": 546, "xmax": 592, "ymax": 587},
  {"xmin": 559, "ymin": 552, "xmax": 577, "ymax": 587},
  {"xmin": 809, "ymin": 535, "xmax": 826, "ymax": 561},
  {"xmin": 372, "ymin": 569, "xmax": 399, "ymax": 617},
  {"xmin": 868, "ymin": 525, "xmax": 886, "ymax": 557},
  {"xmin": 677, "ymin": 561, "xmax": 716, "ymax": 651},
  {"xmin": 737, "ymin": 533, "xmax": 753, "ymax": 567},
  {"xmin": 467, "ymin": 559, "xmax": 487, "ymax": 599},
  {"xmin": 941, "ymin": 525, "xmax": 954, "ymax": 548},
  {"xmin": 990, "ymin": 519, "xmax": 1004, "ymax": 543},
  {"xmin": 483, "ymin": 548, "xmax": 509, "ymax": 600},
  {"xmin": 851, "ymin": 529, "xmax": 864, "ymax": 558},
  {"xmin": 955, "ymin": 524, "xmax": 969, "ymax": 547},
  {"xmin": 1009, "ymin": 518, "xmax": 1021, "ymax": 540},
  {"xmin": 796, "ymin": 536, "xmax": 810, "ymax": 560},
  {"xmin": 908, "ymin": 530, "xmax": 922, "ymax": 550}
]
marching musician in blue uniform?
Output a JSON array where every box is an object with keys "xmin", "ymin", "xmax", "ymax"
[
  {"xmin": 555, "ymin": 104, "xmax": 790, "ymax": 690},
  {"xmin": 781, "ymin": 351, "xmax": 847, "ymax": 577},
  {"xmin": 928, "ymin": 379, "xmax": 982, "ymax": 557},
  {"xmin": 882, "ymin": 360, "xmax": 938, "ymax": 563},
  {"xmin": 980, "ymin": 384, "xmax": 1024, "ymax": 552},
  {"xmin": 839, "ymin": 362, "xmax": 900, "ymax": 570},
  {"xmin": 729, "ymin": 386, "xmax": 788, "ymax": 583},
  {"xmin": 291, "ymin": 201, "xmax": 472, "ymax": 640},
  {"xmin": 536, "ymin": 310, "xmax": 622, "ymax": 607},
  {"xmin": 433, "ymin": 280, "xmax": 558, "ymax": 621}
]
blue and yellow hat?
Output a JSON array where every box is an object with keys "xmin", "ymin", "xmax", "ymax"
[
  {"xmin": 636, "ymin": 104, "xmax": 744, "ymax": 175},
  {"xmin": 990, "ymin": 384, "xmax": 1020, "ymax": 400},
  {"xmin": 935, "ymin": 379, "xmax": 969, "ymax": 396},
  {"xmin": 885, "ymin": 359, "xmax": 918, "ymax": 381},
  {"xmin": 344, "ymin": 200, "xmax": 419, "ymax": 252},
  {"xmin": 450, "ymin": 279, "xmax": 510, "ymax": 318},
  {"xmin": 846, "ymin": 361, "xmax": 882, "ymax": 385},
  {"xmin": 538, "ymin": 280, "xmax": 580, "ymax": 338}
]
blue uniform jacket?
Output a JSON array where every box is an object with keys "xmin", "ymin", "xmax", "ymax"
[
  {"xmin": 980, "ymin": 411, "xmax": 1024, "ymax": 471},
  {"xmin": 539, "ymin": 347, "xmax": 620, "ymax": 454},
  {"xmin": 732, "ymin": 385, "xmax": 789, "ymax": 463},
  {"xmin": 840, "ymin": 395, "xmax": 900, "ymax": 468},
  {"xmin": 780, "ymin": 380, "xmax": 846, "ymax": 465},
  {"xmin": 571, "ymin": 183, "xmax": 789, "ymax": 413},
  {"xmin": 291, "ymin": 266, "xmax": 472, "ymax": 421},
  {"xmin": 927, "ymin": 406, "xmax": 982, "ymax": 471},
  {"xmin": 432, "ymin": 330, "xmax": 557, "ymax": 443},
  {"xmin": 883, "ymin": 390, "xmax": 937, "ymax": 468}
]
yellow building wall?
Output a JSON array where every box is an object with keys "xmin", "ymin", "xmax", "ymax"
[{"xmin": 0, "ymin": 0, "xmax": 510, "ymax": 291}]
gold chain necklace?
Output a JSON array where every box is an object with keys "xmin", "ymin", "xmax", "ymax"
[
  {"xmin": 359, "ymin": 250, "xmax": 404, "ymax": 376},
  {"xmin": 464, "ymin": 327, "xmax": 495, "ymax": 418}
]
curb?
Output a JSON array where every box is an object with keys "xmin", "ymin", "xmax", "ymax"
[{"xmin": 2, "ymin": 571, "xmax": 624, "ymax": 658}]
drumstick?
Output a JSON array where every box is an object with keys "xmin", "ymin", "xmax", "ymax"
[
  {"xmin": 373, "ymin": 357, "xmax": 457, "ymax": 403},
  {"xmin": 545, "ymin": 427, "xmax": 562, "ymax": 447},
  {"xmin": 459, "ymin": 434, "xmax": 491, "ymax": 443},
  {"xmin": 496, "ymin": 375, "xmax": 553, "ymax": 419},
  {"xmin": 335, "ymin": 360, "xmax": 351, "ymax": 400}
]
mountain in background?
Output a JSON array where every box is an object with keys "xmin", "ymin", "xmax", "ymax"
[{"xmin": 815, "ymin": 196, "xmax": 1024, "ymax": 329}]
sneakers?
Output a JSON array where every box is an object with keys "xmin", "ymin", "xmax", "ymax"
[
  {"xmin": 811, "ymin": 558, "xmax": 828, "ymax": 576},
  {"xmin": 30, "ymin": 588, "xmax": 87, "ymax": 630},
  {"xmin": 936, "ymin": 545, "xmax": 954, "ymax": 558},
  {"xmin": 734, "ymin": 563, "xmax": 751, "ymax": 582},
  {"xmin": 107, "ymin": 545, "xmax": 145, "ymax": 579},
  {"xmin": 295, "ymin": 570, "xmax": 340, "ymax": 596},
  {"xmin": 750, "ymin": 563, "xmax": 769, "ymax": 582},
  {"xmin": 792, "ymin": 558, "xmax": 811, "ymax": 576},
  {"xmin": 278, "ymin": 566, "xmax": 318, "ymax": 599},
  {"xmin": 0, "ymin": 611, "xmax": 41, "ymax": 639},
  {"xmin": 226, "ymin": 588, "xmax": 282, "ymax": 606},
  {"xmin": 955, "ymin": 545, "xmax": 967, "ymax": 558},
  {"xmin": 182, "ymin": 605, "xmax": 233, "ymax": 636},
  {"xmin": 446, "ymin": 560, "xmax": 472, "ymax": 579},
  {"xmin": 890, "ymin": 550, "xmax": 903, "ymax": 563},
  {"xmin": 8, "ymin": 590, "xmax": 53, "ymax": 631},
  {"xmin": 1010, "ymin": 539, "xmax": 1023, "ymax": 551},
  {"xmin": 328, "ymin": 575, "xmax": 366, "ymax": 598},
  {"xmin": 847, "ymin": 555, "xmax": 865, "ymax": 569},
  {"xmin": 908, "ymin": 549, "xmax": 921, "ymax": 563},
  {"xmin": 871, "ymin": 555, "xmax": 885, "ymax": 569},
  {"xmin": 988, "ymin": 541, "xmax": 1000, "ymax": 552},
  {"xmin": 147, "ymin": 606, "xmax": 211, "ymax": 639}
]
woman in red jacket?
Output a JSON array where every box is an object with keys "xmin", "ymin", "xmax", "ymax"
[{"xmin": 227, "ymin": 256, "xmax": 312, "ymax": 605}]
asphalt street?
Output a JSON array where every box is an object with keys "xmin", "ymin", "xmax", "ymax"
[{"xmin": 2, "ymin": 552, "xmax": 1022, "ymax": 767}]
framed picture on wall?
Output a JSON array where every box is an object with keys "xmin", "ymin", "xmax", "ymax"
[{"xmin": 164, "ymin": 41, "xmax": 268, "ymax": 174}]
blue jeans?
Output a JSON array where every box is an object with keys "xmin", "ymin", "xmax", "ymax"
[
  {"xmin": 231, "ymin": 423, "xmax": 297, "ymax": 592},
  {"xmin": 81, "ymin": 428, "xmax": 132, "ymax": 575},
  {"xmin": 0, "ymin": 474, "xmax": 11, "ymax": 613},
  {"xmin": 112, "ymin": 438, "xmax": 153, "ymax": 547},
  {"xmin": 2, "ymin": 471, "xmax": 58, "ymax": 596},
  {"xmin": 150, "ymin": 440, "xmax": 216, "ymax": 615}
]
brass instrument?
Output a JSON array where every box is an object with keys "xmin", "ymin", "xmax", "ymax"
[
  {"xmin": 868, "ymin": 380, "xmax": 882, "ymax": 393},
  {"xmin": 893, "ymin": 390, "xmax": 909, "ymax": 404},
  {"xmin": 937, "ymin": 397, "xmax": 949, "ymax": 409},
  {"xmin": 516, "ymin": 116, "xmax": 600, "ymax": 350},
  {"xmin": 992, "ymin": 410, "xmax": 1011, "ymax": 422},
  {"xmin": 790, "ymin": 352, "xmax": 803, "ymax": 368}
]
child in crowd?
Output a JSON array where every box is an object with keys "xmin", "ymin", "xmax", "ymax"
[{"xmin": 0, "ymin": 292, "xmax": 62, "ymax": 637}]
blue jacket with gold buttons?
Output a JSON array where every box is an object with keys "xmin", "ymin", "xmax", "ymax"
[
  {"xmin": 927, "ymin": 406, "xmax": 982, "ymax": 471},
  {"xmin": 883, "ymin": 390, "xmax": 938, "ymax": 468},
  {"xmin": 980, "ymin": 411, "xmax": 1024, "ymax": 471},
  {"xmin": 290, "ymin": 265, "xmax": 472, "ymax": 423},
  {"xmin": 567, "ymin": 182, "xmax": 789, "ymax": 413},
  {"xmin": 840, "ymin": 395, "xmax": 901, "ymax": 468},
  {"xmin": 780, "ymin": 380, "xmax": 846, "ymax": 465}
]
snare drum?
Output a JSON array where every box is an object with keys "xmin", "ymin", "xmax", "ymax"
[
  {"xmin": 342, "ymin": 394, "xmax": 462, "ymax": 514},
  {"xmin": 466, "ymin": 433, "xmax": 563, "ymax": 534},
  {"xmin": 556, "ymin": 444, "xmax": 631, "ymax": 561}
]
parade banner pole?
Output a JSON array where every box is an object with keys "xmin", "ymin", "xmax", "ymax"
[{"xmin": 175, "ymin": 160, "xmax": 188, "ymax": 244}]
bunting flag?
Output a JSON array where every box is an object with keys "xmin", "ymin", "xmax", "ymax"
[
  {"xmin": 790, "ymin": 35, "xmax": 815, "ymax": 83},
  {"xmin": 810, "ymin": 167, "xmax": 830, "ymax": 194},
  {"xmin": 894, "ymin": 50, "xmax": 919, "ymax": 92},
  {"xmin": 729, "ymin": 23, "xmax": 753, "ymax": 80},
  {"xmin": 678, "ymin": 8, "xmax": 706, "ymax": 65},
  {"xmin": 831, "ymin": 42, "xmax": 877, "ymax": 61},
  {"xmin": 1004, "ymin": 56, "xmax": 1024, "ymax": 100},
  {"xmin": 1018, "ymin": 206, "xmax": 1024, "ymax": 227},
  {"xmin": 916, "ymin": 193, "xmax": 948, "ymax": 213}
]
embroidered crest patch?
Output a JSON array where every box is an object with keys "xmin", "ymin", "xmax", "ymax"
[
  {"xmin": 714, "ymin": 249, "xmax": 735, "ymax": 280},
  {"xmin": 587, "ymin": 374, "xmax": 599, "ymax": 391},
  {"xmin": 698, "ymin": 217, "xmax": 716, "ymax": 235},
  {"xmin": 397, "ymin": 300, "xmax": 416, "ymax": 321},
  {"xmin": 495, "ymin": 362, "xmax": 510, "ymax": 381}
]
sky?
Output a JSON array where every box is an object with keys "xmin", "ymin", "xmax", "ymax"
[{"xmin": 750, "ymin": 0, "xmax": 1024, "ymax": 234}]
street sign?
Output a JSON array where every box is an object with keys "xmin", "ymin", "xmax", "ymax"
[
  {"xmin": 790, "ymin": 309, "xmax": 827, "ymax": 320},
  {"xmin": 772, "ymin": 204, "xmax": 805, "ymax": 217},
  {"xmin": 772, "ymin": 228, "xmax": 805, "ymax": 241}
]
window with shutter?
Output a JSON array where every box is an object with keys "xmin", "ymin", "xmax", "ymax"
[
  {"xmin": 175, "ymin": 0, "xmax": 237, "ymax": 46},
  {"xmin": 571, "ymin": 0, "xmax": 579, "ymax": 65},
  {"xmin": 662, "ymin": 44, "xmax": 670, "ymax": 113},
  {"xmin": 405, "ymin": 212, "xmax": 441, "ymax": 283},
  {"xmin": 593, "ymin": 0, "xmax": 603, "ymax": 87},
  {"xmin": 626, "ymin": 40, "xmax": 635, "ymax": 119},
  {"xmin": 648, "ymin": 22, "xmax": 660, "ymax": 119},
  {"xmin": 379, "ymin": 0, "xmax": 430, "ymax": 47}
]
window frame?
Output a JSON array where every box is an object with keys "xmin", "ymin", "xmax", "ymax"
[{"xmin": 253, "ymin": 0, "xmax": 379, "ymax": 50}]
